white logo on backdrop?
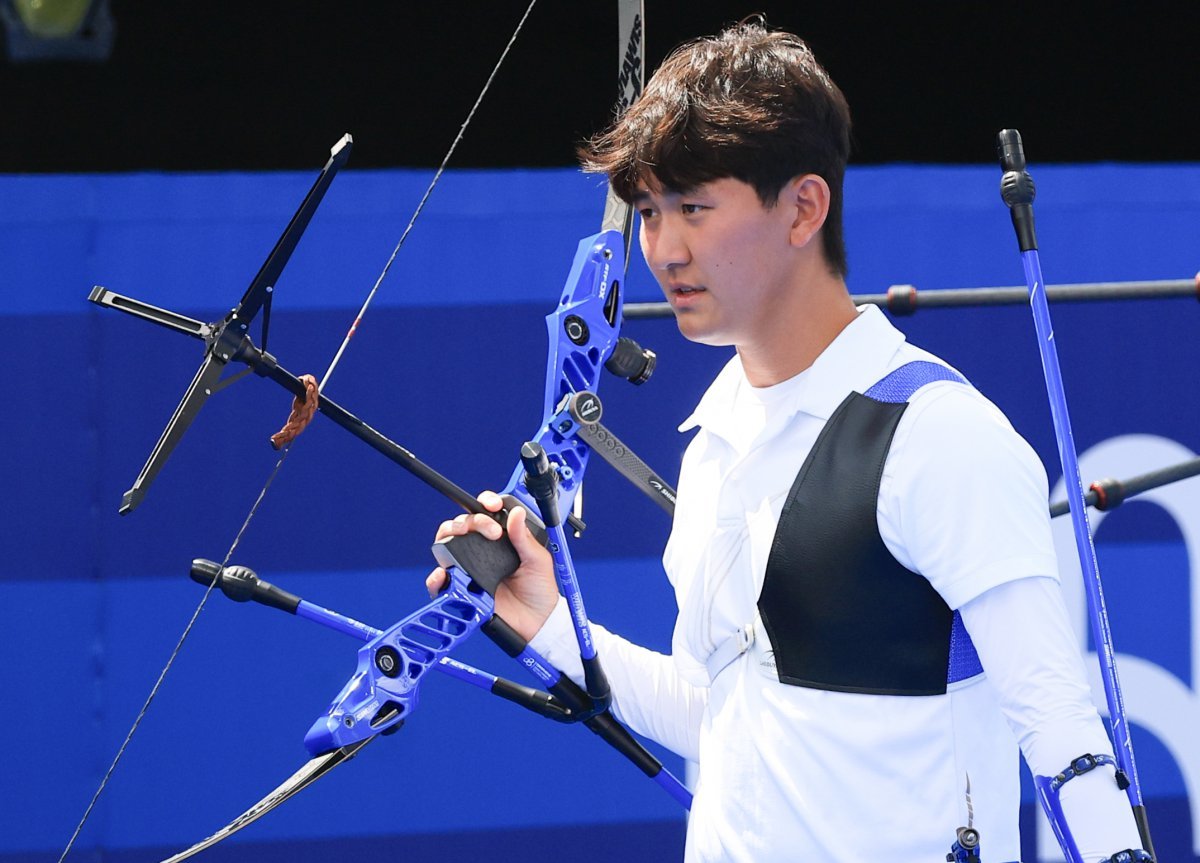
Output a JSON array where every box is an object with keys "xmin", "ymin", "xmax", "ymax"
[{"xmin": 1040, "ymin": 434, "xmax": 1200, "ymax": 861}]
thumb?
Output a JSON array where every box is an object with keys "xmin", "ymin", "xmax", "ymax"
[{"xmin": 506, "ymin": 505, "xmax": 547, "ymax": 564}]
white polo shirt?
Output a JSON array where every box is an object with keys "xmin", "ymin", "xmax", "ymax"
[{"xmin": 532, "ymin": 305, "xmax": 1135, "ymax": 861}]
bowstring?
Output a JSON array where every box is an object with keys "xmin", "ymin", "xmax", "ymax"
[
  {"xmin": 321, "ymin": 0, "xmax": 539, "ymax": 390},
  {"xmin": 58, "ymin": 3, "xmax": 540, "ymax": 859},
  {"xmin": 56, "ymin": 457, "xmax": 288, "ymax": 863}
]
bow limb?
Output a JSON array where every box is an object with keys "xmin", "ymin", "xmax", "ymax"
[
  {"xmin": 603, "ymin": 0, "xmax": 644, "ymax": 255},
  {"xmin": 158, "ymin": 739, "xmax": 372, "ymax": 863}
]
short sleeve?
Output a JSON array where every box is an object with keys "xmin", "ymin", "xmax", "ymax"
[{"xmin": 877, "ymin": 382, "xmax": 1060, "ymax": 610}]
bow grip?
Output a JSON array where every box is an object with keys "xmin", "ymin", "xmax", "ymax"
[
  {"xmin": 432, "ymin": 496, "xmax": 549, "ymax": 597},
  {"xmin": 433, "ymin": 532, "xmax": 519, "ymax": 597}
]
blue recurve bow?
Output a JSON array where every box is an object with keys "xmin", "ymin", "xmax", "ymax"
[{"xmin": 66, "ymin": 3, "xmax": 692, "ymax": 862}]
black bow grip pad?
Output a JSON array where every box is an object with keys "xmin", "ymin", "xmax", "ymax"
[{"xmin": 431, "ymin": 497, "xmax": 548, "ymax": 597}]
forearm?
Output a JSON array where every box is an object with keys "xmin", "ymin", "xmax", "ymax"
[
  {"xmin": 530, "ymin": 597, "xmax": 706, "ymax": 761},
  {"xmin": 962, "ymin": 577, "xmax": 1142, "ymax": 860}
]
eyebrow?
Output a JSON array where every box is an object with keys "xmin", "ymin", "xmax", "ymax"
[{"xmin": 631, "ymin": 184, "xmax": 692, "ymax": 205}]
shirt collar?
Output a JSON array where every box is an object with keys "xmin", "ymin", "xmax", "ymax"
[{"xmin": 678, "ymin": 304, "xmax": 907, "ymax": 436}]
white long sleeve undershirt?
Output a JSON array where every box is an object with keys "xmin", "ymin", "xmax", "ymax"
[{"xmin": 531, "ymin": 573, "xmax": 1143, "ymax": 860}]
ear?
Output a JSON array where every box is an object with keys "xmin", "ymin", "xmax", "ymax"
[{"xmin": 782, "ymin": 174, "xmax": 831, "ymax": 250}]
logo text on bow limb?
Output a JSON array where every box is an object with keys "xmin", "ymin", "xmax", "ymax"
[
  {"xmin": 618, "ymin": 14, "xmax": 644, "ymax": 112},
  {"xmin": 599, "ymin": 259, "xmax": 613, "ymax": 301}
]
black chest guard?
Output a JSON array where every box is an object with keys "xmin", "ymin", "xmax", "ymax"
[{"xmin": 756, "ymin": 361, "xmax": 982, "ymax": 696}]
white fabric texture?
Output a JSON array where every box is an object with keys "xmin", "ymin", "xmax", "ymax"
[{"xmin": 531, "ymin": 305, "xmax": 1139, "ymax": 861}]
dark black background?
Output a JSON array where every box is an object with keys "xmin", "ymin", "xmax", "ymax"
[{"xmin": 2, "ymin": 1, "xmax": 1195, "ymax": 172}]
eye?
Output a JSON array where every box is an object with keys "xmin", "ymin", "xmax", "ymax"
[
  {"xmin": 680, "ymin": 203, "xmax": 706, "ymax": 215},
  {"xmin": 637, "ymin": 205, "xmax": 658, "ymax": 220}
]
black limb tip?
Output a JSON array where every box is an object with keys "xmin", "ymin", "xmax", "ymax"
[
  {"xmin": 520, "ymin": 442, "xmax": 561, "ymax": 528},
  {"xmin": 604, "ymin": 336, "xmax": 656, "ymax": 385},
  {"xmin": 1132, "ymin": 803, "xmax": 1155, "ymax": 860},
  {"xmin": 996, "ymin": 129, "xmax": 1038, "ymax": 251},
  {"xmin": 189, "ymin": 558, "xmax": 301, "ymax": 613},
  {"xmin": 996, "ymin": 129, "xmax": 1036, "ymax": 208},
  {"xmin": 996, "ymin": 129, "xmax": 1026, "ymax": 172},
  {"xmin": 1000, "ymin": 169, "xmax": 1037, "ymax": 209}
]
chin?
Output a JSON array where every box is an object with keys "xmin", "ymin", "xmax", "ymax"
[{"xmin": 674, "ymin": 318, "xmax": 733, "ymax": 348}]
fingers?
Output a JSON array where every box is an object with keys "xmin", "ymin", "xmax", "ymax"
[
  {"xmin": 428, "ymin": 491, "xmax": 508, "ymax": 600},
  {"xmin": 426, "ymin": 567, "xmax": 448, "ymax": 598},
  {"xmin": 477, "ymin": 490, "xmax": 505, "ymax": 512},
  {"xmin": 434, "ymin": 511, "xmax": 503, "ymax": 542},
  {"xmin": 434, "ymin": 503, "xmax": 546, "ymax": 564},
  {"xmin": 504, "ymin": 504, "xmax": 531, "ymax": 545},
  {"xmin": 433, "ymin": 491, "xmax": 507, "ymax": 542}
]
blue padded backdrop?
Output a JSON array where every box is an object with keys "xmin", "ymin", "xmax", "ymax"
[{"xmin": 2, "ymin": 162, "xmax": 1198, "ymax": 861}]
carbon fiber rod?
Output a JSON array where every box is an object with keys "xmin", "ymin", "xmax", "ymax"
[
  {"xmin": 624, "ymin": 277, "xmax": 1198, "ymax": 319},
  {"xmin": 1049, "ymin": 456, "xmax": 1200, "ymax": 518},
  {"xmin": 998, "ymin": 128, "xmax": 1152, "ymax": 859}
]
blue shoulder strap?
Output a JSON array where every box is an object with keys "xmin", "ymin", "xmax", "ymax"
[
  {"xmin": 865, "ymin": 360, "xmax": 983, "ymax": 685},
  {"xmin": 864, "ymin": 360, "xmax": 967, "ymax": 403}
]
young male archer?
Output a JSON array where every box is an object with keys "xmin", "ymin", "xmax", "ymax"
[{"xmin": 431, "ymin": 21, "xmax": 1145, "ymax": 863}]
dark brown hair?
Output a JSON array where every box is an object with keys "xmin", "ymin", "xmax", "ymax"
[{"xmin": 581, "ymin": 21, "xmax": 852, "ymax": 276}]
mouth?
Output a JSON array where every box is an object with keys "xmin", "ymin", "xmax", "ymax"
[{"xmin": 666, "ymin": 284, "xmax": 705, "ymax": 313}]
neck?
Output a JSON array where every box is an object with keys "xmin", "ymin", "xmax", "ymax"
[{"xmin": 738, "ymin": 265, "xmax": 857, "ymax": 387}]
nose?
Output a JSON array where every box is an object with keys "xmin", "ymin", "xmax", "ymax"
[{"xmin": 640, "ymin": 215, "xmax": 690, "ymax": 274}]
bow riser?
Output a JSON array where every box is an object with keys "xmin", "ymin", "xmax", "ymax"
[
  {"xmin": 507, "ymin": 228, "xmax": 627, "ymax": 520},
  {"xmin": 311, "ymin": 226, "xmax": 628, "ymax": 754},
  {"xmin": 304, "ymin": 567, "xmax": 494, "ymax": 754}
]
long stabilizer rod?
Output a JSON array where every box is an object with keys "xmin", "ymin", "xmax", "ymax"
[{"xmin": 997, "ymin": 128, "xmax": 1152, "ymax": 856}]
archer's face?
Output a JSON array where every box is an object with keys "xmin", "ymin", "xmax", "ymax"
[{"xmin": 635, "ymin": 177, "xmax": 801, "ymax": 352}]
